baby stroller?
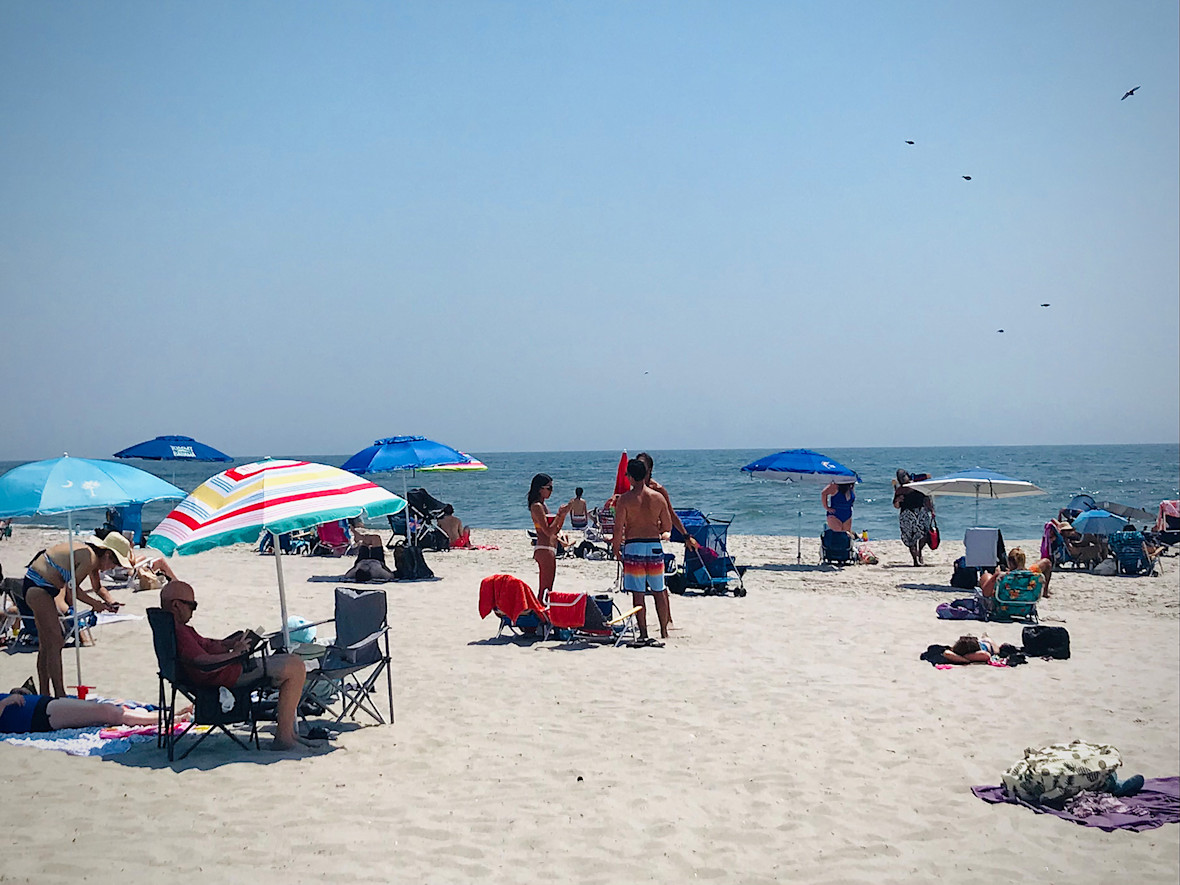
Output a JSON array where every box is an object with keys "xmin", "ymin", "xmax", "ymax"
[
  {"xmin": 668, "ymin": 510, "xmax": 746, "ymax": 597},
  {"xmin": 386, "ymin": 488, "xmax": 450, "ymax": 551}
]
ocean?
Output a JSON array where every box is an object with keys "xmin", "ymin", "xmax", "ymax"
[{"xmin": 2, "ymin": 444, "xmax": 1177, "ymax": 544}]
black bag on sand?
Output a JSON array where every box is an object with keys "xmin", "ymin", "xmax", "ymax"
[
  {"xmin": 1022, "ymin": 625, "xmax": 1070, "ymax": 659},
  {"xmin": 950, "ymin": 556, "xmax": 978, "ymax": 590},
  {"xmin": 395, "ymin": 544, "xmax": 435, "ymax": 580}
]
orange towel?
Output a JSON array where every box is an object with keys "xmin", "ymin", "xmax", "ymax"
[{"xmin": 479, "ymin": 574, "xmax": 547, "ymax": 623}]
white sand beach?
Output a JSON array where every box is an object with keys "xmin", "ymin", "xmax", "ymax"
[{"xmin": 1, "ymin": 526, "xmax": 1177, "ymax": 884}]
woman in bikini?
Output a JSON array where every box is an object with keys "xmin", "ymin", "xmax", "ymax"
[
  {"xmin": 23, "ymin": 535, "xmax": 128, "ymax": 697},
  {"xmin": 528, "ymin": 474, "xmax": 569, "ymax": 601},
  {"xmin": 0, "ymin": 685, "xmax": 188, "ymax": 734}
]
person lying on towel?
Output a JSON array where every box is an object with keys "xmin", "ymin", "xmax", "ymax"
[{"xmin": 0, "ymin": 686, "xmax": 183, "ymax": 734}]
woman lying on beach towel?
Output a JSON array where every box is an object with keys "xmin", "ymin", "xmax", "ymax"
[
  {"xmin": 920, "ymin": 635, "xmax": 1026, "ymax": 666},
  {"xmin": 0, "ymin": 687, "xmax": 184, "ymax": 735}
]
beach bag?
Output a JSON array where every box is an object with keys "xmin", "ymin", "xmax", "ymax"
[
  {"xmin": 1022, "ymin": 625, "xmax": 1070, "ymax": 659},
  {"xmin": 950, "ymin": 557, "xmax": 978, "ymax": 589},
  {"xmin": 395, "ymin": 544, "xmax": 434, "ymax": 580},
  {"xmin": 1001, "ymin": 741, "xmax": 1120, "ymax": 804},
  {"xmin": 927, "ymin": 516, "xmax": 941, "ymax": 550},
  {"xmin": 1092, "ymin": 558, "xmax": 1117, "ymax": 576},
  {"xmin": 936, "ymin": 597, "xmax": 984, "ymax": 620}
]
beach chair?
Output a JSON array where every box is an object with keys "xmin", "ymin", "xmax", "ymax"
[
  {"xmin": 989, "ymin": 570, "xmax": 1043, "ymax": 623},
  {"xmin": 1108, "ymin": 531, "xmax": 1158, "ymax": 576},
  {"xmin": 670, "ymin": 510, "xmax": 746, "ymax": 596},
  {"xmin": 146, "ymin": 607, "xmax": 263, "ymax": 761},
  {"xmin": 301, "ymin": 587, "xmax": 394, "ymax": 726},
  {"xmin": 479, "ymin": 573, "xmax": 552, "ymax": 640},
  {"xmin": 311, "ymin": 520, "xmax": 355, "ymax": 557},
  {"xmin": 964, "ymin": 528, "xmax": 1005, "ymax": 570},
  {"xmin": 820, "ymin": 529, "xmax": 855, "ymax": 566}
]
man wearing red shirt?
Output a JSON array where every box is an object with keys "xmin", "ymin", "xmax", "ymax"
[{"xmin": 161, "ymin": 581, "xmax": 320, "ymax": 751}]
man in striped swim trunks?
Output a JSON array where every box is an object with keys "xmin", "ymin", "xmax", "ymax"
[{"xmin": 613, "ymin": 458, "xmax": 674, "ymax": 643}]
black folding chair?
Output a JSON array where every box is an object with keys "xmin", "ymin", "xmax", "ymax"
[
  {"xmin": 302, "ymin": 587, "xmax": 394, "ymax": 726},
  {"xmin": 147, "ymin": 608, "xmax": 263, "ymax": 761}
]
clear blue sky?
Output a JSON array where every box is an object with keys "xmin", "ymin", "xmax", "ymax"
[{"xmin": 1, "ymin": 1, "xmax": 1176, "ymax": 459}]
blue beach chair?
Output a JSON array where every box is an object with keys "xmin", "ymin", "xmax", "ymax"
[
  {"xmin": 1108, "ymin": 531, "xmax": 1158, "ymax": 576},
  {"xmin": 670, "ymin": 510, "xmax": 746, "ymax": 597}
]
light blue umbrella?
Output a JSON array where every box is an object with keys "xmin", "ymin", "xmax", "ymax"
[
  {"xmin": 0, "ymin": 456, "xmax": 186, "ymax": 518},
  {"xmin": 1072, "ymin": 509, "xmax": 1133, "ymax": 536},
  {"xmin": 0, "ymin": 455, "xmax": 186, "ymax": 685}
]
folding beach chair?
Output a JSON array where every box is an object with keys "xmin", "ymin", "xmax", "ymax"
[
  {"xmin": 386, "ymin": 488, "xmax": 451, "ymax": 551},
  {"xmin": 301, "ymin": 587, "xmax": 394, "ymax": 726},
  {"xmin": 989, "ymin": 569, "xmax": 1043, "ymax": 623},
  {"xmin": 479, "ymin": 574, "xmax": 552, "ymax": 640},
  {"xmin": 311, "ymin": 520, "xmax": 355, "ymax": 557},
  {"xmin": 820, "ymin": 529, "xmax": 855, "ymax": 566},
  {"xmin": 1108, "ymin": 531, "xmax": 1159, "ymax": 576},
  {"xmin": 964, "ymin": 528, "xmax": 1005, "ymax": 570},
  {"xmin": 146, "ymin": 607, "xmax": 263, "ymax": 761}
]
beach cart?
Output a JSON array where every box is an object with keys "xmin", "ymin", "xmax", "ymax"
[{"xmin": 668, "ymin": 509, "xmax": 746, "ymax": 597}]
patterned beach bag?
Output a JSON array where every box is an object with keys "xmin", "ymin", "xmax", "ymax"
[{"xmin": 1001, "ymin": 741, "xmax": 1121, "ymax": 804}]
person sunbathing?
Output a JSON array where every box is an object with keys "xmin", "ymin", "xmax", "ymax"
[
  {"xmin": 979, "ymin": 546, "xmax": 1054, "ymax": 599},
  {"xmin": 940, "ymin": 635, "xmax": 999, "ymax": 664},
  {"xmin": 0, "ymin": 686, "xmax": 186, "ymax": 734},
  {"xmin": 438, "ymin": 505, "xmax": 471, "ymax": 548}
]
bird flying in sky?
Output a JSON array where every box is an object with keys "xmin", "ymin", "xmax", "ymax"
[
  {"xmin": 997, "ymin": 329, "xmax": 1004, "ymax": 333},
  {"xmin": 962, "ymin": 175, "xmax": 972, "ymax": 181},
  {"xmin": 1121, "ymin": 86, "xmax": 1140, "ymax": 100},
  {"xmin": 905, "ymin": 140, "xmax": 915, "ymax": 145},
  {"xmin": 1040, "ymin": 303, "xmax": 1051, "ymax": 307}
]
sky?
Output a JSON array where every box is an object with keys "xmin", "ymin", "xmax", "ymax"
[{"xmin": 1, "ymin": 1, "xmax": 1177, "ymax": 460}]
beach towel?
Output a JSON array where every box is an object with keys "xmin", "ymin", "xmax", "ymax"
[
  {"xmin": 478, "ymin": 574, "xmax": 546, "ymax": 623},
  {"xmin": 971, "ymin": 778, "xmax": 1179, "ymax": 832},
  {"xmin": 0, "ymin": 726, "xmax": 158, "ymax": 757},
  {"xmin": 546, "ymin": 591, "xmax": 587, "ymax": 629}
]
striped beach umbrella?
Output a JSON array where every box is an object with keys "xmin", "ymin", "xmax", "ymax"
[
  {"xmin": 420, "ymin": 453, "xmax": 487, "ymax": 473},
  {"xmin": 151, "ymin": 460, "xmax": 406, "ymax": 649}
]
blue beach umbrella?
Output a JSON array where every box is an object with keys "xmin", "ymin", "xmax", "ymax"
[
  {"xmin": 0, "ymin": 455, "xmax": 186, "ymax": 685},
  {"xmin": 0, "ymin": 456, "xmax": 186, "ymax": 518},
  {"xmin": 1071, "ymin": 509, "xmax": 1132, "ymax": 536},
  {"xmin": 740, "ymin": 449, "xmax": 862, "ymax": 485},
  {"xmin": 741, "ymin": 449, "xmax": 862, "ymax": 563},
  {"xmin": 113, "ymin": 435, "xmax": 232, "ymax": 463},
  {"xmin": 342, "ymin": 436, "xmax": 474, "ymax": 540}
]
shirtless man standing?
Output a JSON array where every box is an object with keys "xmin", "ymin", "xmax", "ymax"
[{"xmin": 613, "ymin": 458, "xmax": 673, "ymax": 643}]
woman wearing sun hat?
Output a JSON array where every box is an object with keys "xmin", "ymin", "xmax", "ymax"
[{"xmin": 22, "ymin": 533, "xmax": 130, "ymax": 697}]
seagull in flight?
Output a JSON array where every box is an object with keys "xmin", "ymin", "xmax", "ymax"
[
  {"xmin": 1121, "ymin": 86, "xmax": 1140, "ymax": 100},
  {"xmin": 996, "ymin": 329, "xmax": 1004, "ymax": 333},
  {"xmin": 905, "ymin": 140, "xmax": 915, "ymax": 145},
  {"xmin": 962, "ymin": 175, "xmax": 972, "ymax": 181},
  {"xmin": 1040, "ymin": 303, "xmax": 1051, "ymax": 307}
]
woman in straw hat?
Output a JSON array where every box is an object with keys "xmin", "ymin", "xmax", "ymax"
[{"xmin": 22, "ymin": 533, "xmax": 131, "ymax": 697}]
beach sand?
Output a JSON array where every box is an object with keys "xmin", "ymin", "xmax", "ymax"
[{"xmin": 1, "ymin": 526, "xmax": 1177, "ymax": 884}]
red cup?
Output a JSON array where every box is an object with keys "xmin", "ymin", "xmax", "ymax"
[{"xmin": 72, "ymin": 685, "xmax": 92, "ymax": 700}]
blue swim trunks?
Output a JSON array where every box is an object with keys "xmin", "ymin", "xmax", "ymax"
[{"xmin": 622, "ymin": 539, "xmax": 665, "ymax": 594}]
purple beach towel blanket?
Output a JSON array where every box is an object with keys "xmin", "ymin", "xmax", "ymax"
[{"xmin": 972, "ymin": 778, "xmax": 1180, "ymax": 832}]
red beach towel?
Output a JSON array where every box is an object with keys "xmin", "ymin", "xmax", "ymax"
[
  {"xmin": 479, "ymin": 574, "xmax": 546, "ymax": 623},
  {"xmin": 546, "ymin": 591, "xmax": 587, "ymax": 628}
]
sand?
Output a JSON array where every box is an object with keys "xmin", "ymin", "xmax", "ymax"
[{"xmin": 1, "ymin": 525, "xmax": 1177, "ymax": 884}]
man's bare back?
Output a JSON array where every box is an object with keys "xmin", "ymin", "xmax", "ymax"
[{"xmin": 614, "ymin": 483, "xmax": 671, "ymax": 550}]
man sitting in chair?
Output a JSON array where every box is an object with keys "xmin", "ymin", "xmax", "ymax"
[{"xmin": 160, "ymin": 582, "xmax": 322, "ymax": 751}]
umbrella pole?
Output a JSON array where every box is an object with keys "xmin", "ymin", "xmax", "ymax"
[
  {"xmin": 402, "ymin": 471, "xmax": 411, "ymax": 542},
  {"xmin": 273, "ymin": 532, "xmax": 291, "ymax": 652},
  {"xmin": 797, "ymin": 502, "xmax": 802, "ymax": 564},
  {"xmin": 66, "ymin": 517, "xmax": 82, "ymax": 691}
]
